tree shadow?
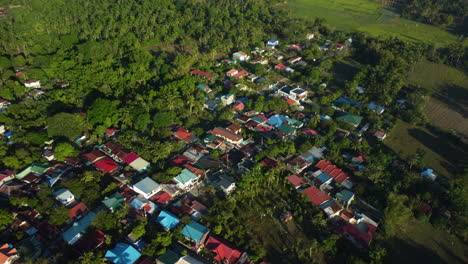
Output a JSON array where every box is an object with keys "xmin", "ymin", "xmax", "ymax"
[
  {"xmin": 432, "ymin": 83, "xmax": 468, "ymax": 118},
  {"xmin": 385, "ymin": 237, "xmax": 454, "ymax": 264},
  {"xmin": 407, "ymin": 127, "xmax": 468, "ymax": 173}
]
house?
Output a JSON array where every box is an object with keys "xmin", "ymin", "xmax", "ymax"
[
  {"xmin": 368, "ymin": 103, "xmax": 385, "ymax": 114},
  {"xmin": 102, "ymin": 192, "xmax": 125, "ymax": 212},
  {"xmin": 204, "ymin": 99, "xmax": 220, "ymax": 111},
  {"xmin": 232, "ymin": 70, "xmax": 248, "ymax": 79},
  {"xmin": 123, "ymin": 153, "xmax": 150, "ymax": 172},
  {"xmin": 288, "ymin": 44, "xmax": 306, "ymax": 51},
  {"xmin": 217, "ymin": 175, "xmax": 236, "ymax": 194},
  {"xmin": 197, "ymin": 84, "xmax": 212, "ymax": 93},
  {"xmin": 274, "ymin": 63, "xmax": 294, "ymax": 73},
  {"xmin": 187, "ymin": 200, "xmax": 208, "ymax": 221},
  {"xmin": 290, "ymin": 88, "xmax": 307, "ymax": 100},
  {"xmin": 53, "ymin": 188, "xmax": 75, "ymax": 206},
  {"xmin": 105, "ymin": 128, "xmax": 118, "ymax": 137},
  {"xmin": 246, "ymin": 74, "xmax": 258, "ymax": 82},
  {"xmin": 334, "ymin": 220, "xmax": 376, "ymax": 248},
  {"xmin": 232, "ymin": 101, "xmax": 245, "ymax": 112},
  {"xmin": 302, "ymin": 187, "xmax": 330, "ymax": 206},
  {"xmin": 287, "ymin": 157, "xmax": 311, "ymax": 173},
  {"xmin": 226, "ymin": 123, "xmax": 241, "ymax": 134},
  {"xmin": 75, "ymin": 229, "xmax": 106, "ymax": 252},
  {"xmin": 190, "ymin": 70, "xmax": 214, "ymax": 80},
  {"xmin": 130, "ymin": 177, "xmax": 161, "ymax": 199},
  {"xmin": 94, "ymin": 157, "xmax": 120, "ymax": 175},
  {"xmin": 250, "ymin": 58, "xmax": 268, "ymax": 65},
  {"xmin": 205, "ymin": 235, "xmax": 243, "ymax": 264},
  {"xmin": 16, "ymin": 163, "xmax": 49, "ymax": 180},
  {"xmin": 306, "ymin": 33, "xmax": 315, "ymax": 40},
  {"xmin": 287, "ymin": 56, "xmax": 302, "ymax": 64},
  {"xmin": 221, "ymin": 94, "xmax": 235, "ymax": 106},
  {"xmin": 173, "ymin": 126, "xmax": 197, "ymax": 143},
  {"xmin": 335, "ymin": 112, "xmax": 363, "ymax": 127},
  {"xmin": 62, "ymin": 212, "xmax": 96, "ymax": 245},
  {"xmin": 272, "ymin": 52, "xmax": 284, "ymax": 60},
  {"xmin": 176, "ymin": 256, "xmax": 206, "ymax": 264},
  {"xmin": 0, "ymin": 124, "xmax": 5, "ymax": 135},
  {"xmin": 24, "ymin": 79, "xmax": 41, "ymax": 88},
  {"xmin": 68, "ymin": 202, "xmax": 88, "ymax": 219},
  {"xmin": 105, "ymin": 243, "xmax": 141, "ymax": 264},
  {"xmin": 83, "ymin": 149, "xmax": 106, "ymax": 164},
  {"xmin": 335, "ymin": 190, "xmax": 355, "ymax": 208},
  {"xmin": 232, "ymin": 51, "xmax": 250, "ymax": 61},
  {"xmin": 208, "ymin": 127, "xmax": 243, "ymax": 144},
  {"xmin": 0, "ymin": 244, "xmax": 19, "ymax": 264},
  {"xmin": 156, "ymin": 210, "xmax": 180, "ymax": 230},
  {"xmin": 156, "ymin": 250, "xmax": 181, "ymax": 264},
  {"xmin": 421, "ymin": 168, "xmax": 437, "ymax": 181},
  {"xmin": 226, "ymin": 69, "xmax": 238, "ymax": 77},
  {"xmin": 356, "ymin": 86, "xmax": 366, "ymax": 94},
  {"xmin": 266, "ymin": 39, "xmax": 279, "ymax": 48},
  {"xmin": 180, "ymin": 221, "xmax": 210, "ymax": 245},
  {"xmin": 0, "ymin": 170, "xmax": 15, "ymax": 187},
  {"xmin": 42, "ymin": 150, "xmax": 54, "ymax": 161},
  {"xmin": 129, "ymin": 196, "xmax": 157, "ymax": 216},
  {"xmin": 0, "ymin": 98, "xmax": 10, "ymax": 111},
  {"xmin": 174, "ymin": 169, "xmax": 198, "ymax": 191},
  {"xmin": 373, "ymin": 131, "xmax": 387, "ymax": 140},
  {"xmin": 335, "ymin": 43, "xmax": 345, "ymax": 50},
  {"xmin": 287, "ymin": 174, "xmax": 307, "ymax": 189}
]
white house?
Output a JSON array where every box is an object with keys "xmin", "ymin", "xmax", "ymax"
[
  {"xmin": 290, "ymin": 88, "xmax": 308, "ymax": 100},
  {"xmin": 54, "ymin": 188, "xmax": 75, "ymax": 206},
  {"xmin": 24, "ymin": 80, "xmax": 41, "ymax": 88},
  {"xmin": 130, "ymin": 177, "xmax": 161, "ymax": 199},
  {"xmin": 266, "ymin": 39, "xmax": 279, "ymax": 49},
  {"xmin": 218, "ymin": 175, "xmax": 236, "ymax": 194},
  {"xmin": 220, "ymin": 93, "xmax": 235, "ymax": 106},
  {"xmin": 232, "ymin": 51, "xmax": 250, "ymax": 61},
  {"xmin": 173, "ymin": 169, "xmax": 198, "ymax": 191}
]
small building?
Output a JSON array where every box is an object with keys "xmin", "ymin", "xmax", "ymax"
[
  {"xmin": 306, "ymin": 33, "xmax": 315, "ymax": 40},
  {"xmin": 335, "ymin": 189, "xmax": 355, "ymax": 208},
  {"xmin": 196, "ymin": 83, "xmax": 212, "ymax": 93},
  {"xmin": 0, "ymin": 244, "xmax": 19, "ymax": 264},
  {"xmin": 208, "ymin": 127, "xmax": 243, "ymax": 144},
  {"xmin": 102, "ymin": 192, "xmax": 125, "ymax": 212},
  {"xmin": 156, "ymin": 210, "xmax": 180, "ymax": 230},
  {"xmin": 290, "ymin": 88, "xmax": 307, "ymax": 100},
  {"xmin": 129, "ymin": 196, "xmax": 157, "ymax": 216},
  {"xmin": 287, "ymin": 56, "xmax": 302, "ymax": 64},
  {"xmin": 421, "ymin": 168, "xmax": 437, "ymax": 181},
  {"xmin": 217, "ymin": 175, "xmax": 236, "ymax": 194},
  {"xmin": 232, "ymin": 51, "xmax": 250, "ymax": 61},
  {"xmin": 266, "ymin": 39, "xmax": 279, "ymax": 49},
  {"xmin": 189, "ymin": 70, "xmax": 214, "ymax": 80},
  {"xmin": 226, "ymin": 69, "xmax": 238, "ymax": 77},
  {"xmin": 68, "ymin": 202, "xmax": 88, "ymax": 219},
  {"xmin": 0, "ymin": 98, "xmax": 10, "ymax": 111},
  {"xmin": 287, "ymin": 174, "xmax": 307, "ymax": 189},
  {"xmin": 94, "ymin": 157, "xmax": 120, "ymax": 175},
  {"xmin": 156, "ymin": 250, "xmax": 181, "ymax": 264},
  {"xmin": 24, "ymin": 80, "xmax": 41, "ymax": 88},
  {"xmin": 180, "ymin": 221, "xmax": 209, "ymax": 245},
  {"xmin": 373, "ymin": 131, "xmax": 387, "ymax": 140},
  {"xmin": 176, "ymin": 256, "xmax": 205, "ymax": 264},
  {"xmin": 130, "ymin": 177, "xmax": 161, "ymax": 199},
  {"xmin": 174, "ymin": 169, "xmax": 198, "ymax": 191},
  {"xmin": 221, "ymin": 93, "xmax": 235, "ymax": 106},
  {"xmin": 302, "ymin": 186, "xmax": 330, "ymax": 206},
  {"xmin": 62, "ymin": 212, "xmax": 96, "ymax": 245},
  {"xmin": 205, "ymin": 235, "xmax": 243, "ymax": 264},
  {"xmin": 335, "ymin": 112, "xmax": 363, "ymax": 127},
  {"xmin": 232, "ymin": 101, "xmax": 245, "ymax": 112},
  {"xmin": 105, "ymin": 243, "xmax": 141, "ymax": 264},
  {"xmin": 53, "ymin": 188, "xmax": 75, "ymax": 206}
]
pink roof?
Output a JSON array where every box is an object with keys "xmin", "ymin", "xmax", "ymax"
[
  {"xmin": 302, "ymin": 187, "xmax": 330, "ymax": 206},
  {"xmin": 336, "ymin": 221, "xmax": 376, "ymax": 247},
  {"xmin": 226, "ymin": 69, "xmax": 238, "ymax": 75},
  {"xmin": 69, "ymin": 202, "xmax": 88, "ymax": 218},
  {"xmin": 123, "ymin": 152, "xmax": 139, "ymax": 164},
  {"xmin": 287, "ymin": 174, "xmax": 306, "ymax": 187},
  {"xmin": 105, "ymin": 128, "xmax": 117, "ymax": 135},
  {"xmin": 374, "ymin": 131, "xmax": 386, "ymax": 137},
  {"xmin": 256, "ymin": 114, "xmax": 268, "ymax": 121},
  {"xmin": 190, "ymin": 69, "xmax": 214, "ymax": 79},
  {"xmin": 302, "ymin": 128, "xmax": 318, "ymax": 136},
  {"xmin": 94, "ymin": 157, "xmax": 119, "ymax": 174},
  {"xmin": 275, "ymin": 63, "xmax": 288, "ymax": 70},
  {"xmin": 0, "ymin": 98, "xmax": 9, "ymax": 104},
  {"xmin": 335, "ymin": 42, "xmax": 344, "ymax": 47},
  {"xmin": 205, "ymin": 236, "xmax": 242, "ymax": 264}
]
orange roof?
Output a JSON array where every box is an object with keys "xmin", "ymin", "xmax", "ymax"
[{"xmin": 0, "ymin": 244, "xmax": 17, "ymax": 264}]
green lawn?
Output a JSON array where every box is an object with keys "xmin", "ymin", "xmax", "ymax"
[
  {"xmin": 408, "ymin": 60, "xmax": 468, "ymax": 92},
  {"xmin": 385, "ymin": 219, "xmax": 468, "ymax": 264},
  {"xmin": 286, "ymin": 0, "xmax": 462, "ymax": 46},
  {"xmin": 385, "ymin": 121, "xmax": 468, "ymax": 177}
]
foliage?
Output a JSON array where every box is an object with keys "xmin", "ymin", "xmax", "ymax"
[
  {"xmin": 47, "ymin": 113, "xmax": 85, "ymax": 140},
  {"xmin": 79, "ymin": 252, "xmax": 107, "ymax": 264},
  {"xmin": 0, "ymin": 208, "xmax": 13, "ymax": 230},
  {"xmin": 92, "ymin": 210, "xmax": 119, "ymax": 232},
  {"xmin": 48, "ymin": 207, "xmax": 70, "ymax": 226},
  {"xmin": 142, "ymin": 232, "xmax": 173, "ymax": 257},
  {"xmin": 53, "ymin": 142, "xmax": 79, "ymax": 161},
  {"xmin": 383, "ymin": 192, "xmax": 413, "ymax": 236}
]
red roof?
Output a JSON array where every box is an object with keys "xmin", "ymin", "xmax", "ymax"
[
  {"xmin": 123, "ymin": 152, "xmax": 139, "ymax": 164},
  {"xmin": 335, "ymin": 42, "xmax": 344, "ymax": 47},
  {"xmin": 335, "ymin": 221, "xmax": 376, "ymax": 247},
  {"xmin": 75, "ymin": 229, "xmax": 106, "ymax": 252},
  {"xmin": 174, "ymin": 126, "xmax": 196, "ymax": 143},
  {"xmin": 233, "ymin": 101, "xmax": 245, "ymax": 111},
  {"xmin": 334, "ymin": 172, "xmax": 349, "ymax": 183},
  {"xmin": 285, "ymin": 98, "xmax": 296, "ymax": 105},
  {"xmin": 302, "ymin": 187, "xmax": 330, "ymax": 206},
  {"xmin": 0, "ymin": 98, "xmax": 9, "ymax": 104},
  {"xmin": 287, "ymin": 56, "xmax": 302, "ymax": 63},
  {"xmin": 374, "ymin": 131, "xmax": 386, "ymax": 137},
  {"xmin": 322, "ymin": 164, "xmax": 337, "ymax": 174},
  {"xmin": 205, "ymin": 236, "xmax": 242, "ymax": 264},
  {"xmin": 302, "ymin": 128, "xmax": 318, "ymax": 136},
  {"xmin": 183, "ymin": 163, "xmax": 205, "ymax": 176},
  {"xmin": 287, "ymin": 174, "xmax": 306, "ymax": 187},
  {"xmin": 190, "ymin": 69, "xmax": 214, "ymax": 79},
  {"xmin": 69, "ymin": 202, "xmax": 88, "ymax": 219},
  {"xmin": 94, "ymin": 157, "xmax": 119, "ymax": 174},
  {"xmin": 150, "ymin": 191, "xmax": 172, "ymax": 205},
  {"xmin": 275, "ymin": 64, "xmax": 288, "ymax": 70},
  {"xmin": 172, "ymin": 155, "xmax": 190, "ymax": 165},
  {"xmin": 260, "ymin": 157, "xmax": 278, "ymax": 169},
  {"xmin": 105, "ymin": 128, "xmax": 118, "ymax": 136}
]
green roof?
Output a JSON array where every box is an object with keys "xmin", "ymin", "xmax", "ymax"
[
  {"xmin": 204, "ymin": 134, "xmax": 217, "ymax": 143},
  {"xmin": 278, "ymin": 123, "xmax": 295, "ymax": 134},
  {"xmin": 336, "ymin": 189, "xmax": 355, "ymax": 202},
  {"xmin": 174, "ymin": 169, "xmax": 196, "ymax": 185},
  {"xmin": 156, "ymin": 249, "xmax": 180, "ymax": 264},
  {"xmin": 102, "ymin": 192, "xmax": 125, "ymax": 212},
  {"xmin": 16, "ymin": 163, "xmax": 49, "ymax": 179},
  {"xmin": 335, "ymin": 112, "xmax": 363, "ymax": 126}
]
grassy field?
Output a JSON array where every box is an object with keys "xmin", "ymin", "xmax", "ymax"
[
  {"xmin": 285, "ymin": 0, "xmax": 462, "ymax": 46},
  {"xmin": 385, "ymin": 121, "xmax": 468, "ymax": 176},
  {"xmin": 385, "ymin": 219, "xmax": 468, "ymax": 264},
  {"xmin": 408, "ymin": 60, "xmax": 468, "ymax": 137}
]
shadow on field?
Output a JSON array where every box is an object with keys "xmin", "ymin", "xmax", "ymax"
[
  {"xmin": 385, "ymin": 237, "xmax": 456, "ymax": 264},
  {"xmin": 433, "ymin": 83, "xmax": 468, "ymax": 118},
  {"xmin": 408, "ymin": 127, "xmax": 468, "ymax": 173}
]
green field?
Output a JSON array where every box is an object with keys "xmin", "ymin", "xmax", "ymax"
[
  {"xmin": 286, "ymin": 0, "xmax": 462, "ymax": 45},
  {"xmin": 408, "ymin": 60, "xmax": 468, "ymax": 92},
  {"xmin": 385, "ymin": 219, "xmax": 468, "ymax": 264},
  {"xmin": 385, "ymin": 121, "xmax": 468, "ymax": 176}
]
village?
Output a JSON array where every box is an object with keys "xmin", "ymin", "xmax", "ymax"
[{"xmin": 0, "ymin": 34, "xmax": 440, "ymax": 264}]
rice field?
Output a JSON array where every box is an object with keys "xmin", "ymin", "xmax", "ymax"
[{"xmin": 285, "ymin": 0, "xmax": 462, "ymax": 45}]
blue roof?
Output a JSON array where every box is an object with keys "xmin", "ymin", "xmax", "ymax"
[
  {"xmin": 317, "ymin": 173, "xmax": 332, "ymax": 183},
  {"xmin": 237, "ymin": 97, "xmax": 249, "ymax": 104},
  {"xmin": 254, "ymin": 77, "xmax": 265, "ymax": 83},
  {"xmin": 267, "ymin": 114, "xmax": 286, "ymax": 128},
  {"xmin": 268, "ymin": 39, "xmax": 278, "ymax": 43},
  {"xmin": 421, "ymin": 168, "xmax": 434, "ymax": 176},
  {"xmin": 180, "ymin": 221, "xmax": 209, "ymax": 243},
  {"xmin": 174, "ymin": 169, "xmax": 197, "ymax": 185},
  {"xmin": 4, "ymin": 131, "xmax": 14, "ymax": 138},
  {"xmin": 130, "ymin": 196, "xmax": 157, "ymax": 214},
  {"xmin": 368, "ymin": 103, "xmax": 378, "ymax": 110},
  {"xmin": 105, "ymin": 243, "xmax": 141, "ymax": 264},
  {"xmin": 133, "ymin": 177, "xmax": 160, "ymax": 195},
  {"xmin": 335, "ymin": 97, "xmax": 363, "ymax": 107},
  {"xmin": 336, "ymin": 189, "xmax": 355, "ymax": 202},
  {"xmin": 156, "ymin": 210, "xmax": 180, "ymax": 230},
  {"xmin": 63, "ymin": 212, "xmax": 96, "ymax": 244}
]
